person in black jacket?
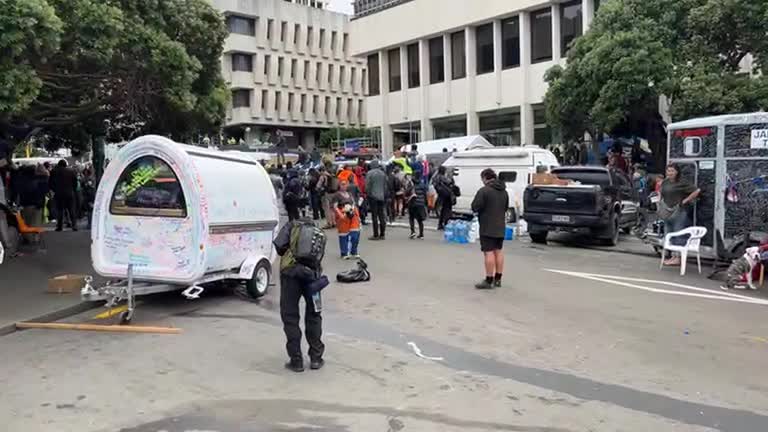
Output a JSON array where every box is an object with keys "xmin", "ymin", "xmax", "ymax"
[
  {"xmin": 471, "ymin": 168, "xmax": 509, "ymax": 290},
  {"xmin": 49, "ymin": 160, "xmax": 79, "ymax": 231},
  {"xmin": 282, "ymin": 169, "xmax": 304, "ymax": 221},
  {"xmin": 432, "ymin": 166, "xmax": 455, "ymax": 230},
  {"xmin": 405, "ymin": 172, "xmax": 428, "ymax": 239}
]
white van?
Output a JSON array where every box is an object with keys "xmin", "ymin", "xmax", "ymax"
[
  {"xmin": 443, "ymin": 146, "xmax": 560, "ymax": 217},
  {"xmin": 84, "ymin": 135, "xmax": 279, "ymax": 322}
]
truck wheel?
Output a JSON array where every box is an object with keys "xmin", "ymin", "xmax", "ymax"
[
  {"xmin": 530, "ymin": 231, "xmax": 548, "ymax": 244},
  {"xmin": 244, "ymin": 260, "xmax": 271, "ymax": 299},
  {"xmin": 603, "ymin": 214, "xmax": 620, "ymax": 246}
]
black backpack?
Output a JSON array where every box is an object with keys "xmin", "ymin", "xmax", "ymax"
[{"xmin": 291, "ymin": 221, "xmax": 326, "ymax": 268}]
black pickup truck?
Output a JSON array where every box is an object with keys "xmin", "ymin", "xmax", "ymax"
[{"xmin": 523, "ymin": 167, "xmax": 639, "ymax": 246}]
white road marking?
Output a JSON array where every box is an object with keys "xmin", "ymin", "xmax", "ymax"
[
  {"xmin": 545, "ymin": 269, "xmax": 768, "ymax": 306},
  {"xmin": 407, "ymin": 342, "xmax": 444, "ymax": 361}
]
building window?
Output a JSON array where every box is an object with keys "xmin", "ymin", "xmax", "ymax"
[
  {"xmin": 227, "ymin": 15, "xmax": 255, "ymax": 36},
  {"xmin": 595, "ymin": 0, "xmax": 602, "ymax": 12},
  {"xmin": 428, "ymin": 36, "xmax": 444, "ymax": 84},
  {"xmin": 531, "ymin": 8, "xmax": 553, "ymax": 63},
  {"xmin": 312, "ymin": 95, "xmax": 318, "ymax": 114},
  {"xmin": 267, "ymin": 19, "xmax": 274, "ymax": 40},
  {"xmin": 451, "ymin": 31, "xmax": 466, "ymax": 80},
  {"xmin": 264, "ymin": 55, "xmax": 271, "ymax": 76},
  {"xmin": 336, "ymin": 97, "xmax": 342, "ymax": 117},
  {"xmin": 315, "ymin": 62, "xmax": 322, "ymax": 84},
  {"xmin": 300, "ymin": 94, "xmax": 306, "ymax": 112},
  {"xmin": 343, "ymin": 33, "xmax": 349, "ymax": 55},
  {"xmin": 319, "ymin": 28, "xmax": 326, "ymax": 49},
  {"xmin": 367, "ymin": 53, "xmax": 380, "ymax": 96},
  {"xmin": 307, "ymin": 26, "xmax": 314, "ymax": 47},
  {"xmin": 560, "ymin": 1, "xmax": 582, "ymax": 56},
  {"xmin": 304, "ymin": 60, "xmax": 310, "ymax": 80},
  {"xmin": 350, "ymin": 67, "xmax": 356, "ymax": 88},
  {"xmin": 324, "ymin": 96, "xmax": 330, "ymax": 116},
  {"xmin": 388, "ymin": 47, "xmax": 401, "ymax": 92},
  {"xmin": 475, "ymin": 23, "xmax": 494, "ymax": 74},
  {"xmin": 275, "ymin": 91, "xmax": 281, "ymax": 112},
  {"xmin": 407, "ymin": 43, "xmax": 420, "ymax": 88},
  {"xmin": 331, "ymin": 31, "xmax": 338, "ymax": 51},
  {"xmin": 232, "ymin": 89, "xmax": 250, "ymax": 108},
  {"xmin": 294, "ymin": 24, "xmax": 301, "ymax": 45},
  {"xmin": 502, "ymin": 16, "xmax": 520, "ymax": 69},
  {"xmin": 290, "ymin": 59, "xmax": 297, "ymax": 79},
  {"xmin": 280, "ymin": 21, "xmax": 287, "ymax": 42},
  {"xmin": 340, "ymin": 65, "xmax": 346, "ymax": 87},
  {"xmin": 231, "ymin": 53, "xmax": 253, "ymax": 72},
  {"xmin": 358, "ymin": 100, "xmax": 364, "ymax": 123},
  {"xmin": 277, "ymin": 56, "xmax": 284, "ymax": 77},
  {"xmin": 347, "ymin": 98, "xmax": 353, "ymax": 119},
  {"xmin": 288, "ymin": 92, "xmax": 294, "ymax": 112},
  {"xmin": 261, "ymin": 90, "xmax": 268, "ymax": 110},
  {"xmin": 328, "ymin": 64, "xmax": 334, "ymax": 85},
  {"xmin": 533, "ymin": 106, "xmax": 552, "ymax": 145}
]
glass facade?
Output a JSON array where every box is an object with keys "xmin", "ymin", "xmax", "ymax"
[
  {"xmin": 560, "ymin": 1, "xmax": 583, "ymax": 56},
  {"xmin": 407, "ymin": 43, "xmax": 420, "ymax": 88},
  {"xmin": 501, "ymin": 16, "xmax": 520, "ymax": 69},
  {"xmin": 475, "ymin": 23, "xmax": 494, "ymax": 75},
  {"xmin": 429, "ymin": 37, "xmax": 445, "ymax": 84},
  {"xmin": 531, "ymin": 8, "xmax": 553, "ymax": 63},
  {"xmin": 388, "ymin": 48, "xmax": 402, "ymax": 92},
  {"xmin": 451, "ymin": 31, "xmax": 466, "ymax": 80}
]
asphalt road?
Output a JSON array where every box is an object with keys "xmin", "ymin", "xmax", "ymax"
[{"xmin": 2, "ymin": 227, "xmax": 768, "ymax": 432}]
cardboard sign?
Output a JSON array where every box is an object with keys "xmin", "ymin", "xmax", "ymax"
[{"xmin": 751, "ymin": 129, "xmax": 768, "ymax": 149}]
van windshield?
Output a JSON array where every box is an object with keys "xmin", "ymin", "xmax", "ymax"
[
  {"xmin": 552, "ymin": 170, "xmax": 610, "ymax": 187},
  {"xmin": 110, "ymin": 156, "xmax": 187, "ymax": 218}
]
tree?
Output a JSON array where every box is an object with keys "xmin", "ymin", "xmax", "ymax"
[
  {"xmin": 545, "ymin": 0, "xmax": 768, "ymax": 154},
  {"xmin": 1, "ymin": 0, "xmax": 229, "ymax": 148}
]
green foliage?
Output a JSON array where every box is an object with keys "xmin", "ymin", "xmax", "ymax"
[
  {"xmin": 545, "ymin": 0, "xmax": 768, "ymax": 142},
  {"xmin": 318, "ymin": 127, "xmax": 372, "ymax": 148},
  {"xmin": 1, "ymin": 0, "xmax": 229, "ymax": 147}
]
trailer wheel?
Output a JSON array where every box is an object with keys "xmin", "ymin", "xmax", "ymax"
[{"xmin": 244, "ymin": 260, "xmax": 271, "ymax": 299}]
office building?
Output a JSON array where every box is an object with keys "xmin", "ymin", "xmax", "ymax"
[
  {"xmin": 350, "ymin": 0, "xmax": 601, "ymax": 156},
  {"xmin": 213, "ymin": 0, "xmax": 366, "ymax": 149}
]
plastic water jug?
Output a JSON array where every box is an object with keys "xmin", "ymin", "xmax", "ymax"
[
  {"xmin": 456, "ymin": 221, "xmax": 468, "ymax": 244},
  {"xmin": 444, "ymin": 221, "xmax": 455, "ymax": 242},
  {"xmin": 468, "ymin": 217, "xmax": 479, "ymax": 244}
]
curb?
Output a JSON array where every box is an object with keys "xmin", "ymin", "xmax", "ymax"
[{"xmin": 0, "ymin": 301, "xmax": 101, "ymax": 337}]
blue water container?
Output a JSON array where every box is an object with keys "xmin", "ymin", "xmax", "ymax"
[
  {"xmin": 444, "ymin": 221, "xmax": 455, "ymax": 242},
  {"xmin": 505, "ymin": 225, "xmax": 515, "ymax": 240}
]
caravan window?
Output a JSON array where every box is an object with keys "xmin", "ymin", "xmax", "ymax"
[
  {"xmin": 498, "ymin": 171, "xmax": 518, "ymax": 183},
  {"xmin": 110, "ymin": 156, "xmax": 187, "ymax": 218}
]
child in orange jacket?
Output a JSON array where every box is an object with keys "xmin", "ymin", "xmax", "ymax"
[{"xmin": 333, "ymin": 180, "xmax": 361, "ymax": 259}]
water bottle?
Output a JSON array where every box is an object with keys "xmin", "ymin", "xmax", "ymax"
[
  {"xmin": 444, "ymin": 220, "xmax": 455, "ymax": 242},
  {"xmin": 457, "ymin": 221, "xmax": 468, "ymax": 244},
  {"xmin": 468, "ymin": 217, "xmax": 479, "ymax": 244}
]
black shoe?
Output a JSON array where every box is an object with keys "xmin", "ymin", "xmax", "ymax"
[
  {"xmin": 417, "ymin": 234, "xmax": 424, "ymax": 240},
  {"xmin": 493, "ymin": 279, "xmax": 502, "ymax": 288},
  {"xmin": 409, "ymin": 233, "xmax": 416, "ymax": 239},
  {"xmin": 368, "ymin": 236, "xmax": 380, "ymax": 241},
  {"xmin": 475, "ymin": 280, "xmax": 494, "ymax": 290},
  {"xmin": 55, "ymin": 227, "xmax": 63, "ymax": 232},
  {"xmin": 310, "ymin": 358, "xmax": 325, "ymax": 370},
  {"xmin": 285, "ymin": 360, "xmax": 305, "ymax": 373}
]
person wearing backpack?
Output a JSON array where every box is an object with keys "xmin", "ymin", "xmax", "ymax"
[
  {"xmin": 282, "ymin": 169, "xmax": 303, "ymax": 221},
  {"xmin": 273, "ymin": 219, "xmax": 328, "ymax": 372},
  {"xmin": 405, "ymin": 172, "xmax": 428, "ymax": 239}
]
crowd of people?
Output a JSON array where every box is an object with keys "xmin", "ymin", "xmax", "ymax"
[{"xmin": 266, "ymin": 149, "xmax": 460, "ymax": 260}]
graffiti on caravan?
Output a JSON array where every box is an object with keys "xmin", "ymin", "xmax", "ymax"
[{"xmin": 751, "ymin": 129, "xmax": 768, "ymax": 149}]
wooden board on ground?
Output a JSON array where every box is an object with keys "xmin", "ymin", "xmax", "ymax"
[{"xmin": 16, "ymin": 322, "xmax": 182, "ymax": 334}]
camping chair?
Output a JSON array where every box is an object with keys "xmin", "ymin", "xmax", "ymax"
[{"xmin": 660, "ymin": 226, "xmax": 707, "ymax": 276}]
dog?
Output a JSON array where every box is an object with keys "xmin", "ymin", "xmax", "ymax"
[{"xmin": 721, "ymin": 245, "xmax": 768, "ymax": 291}]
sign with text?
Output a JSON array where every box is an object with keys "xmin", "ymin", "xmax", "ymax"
[{"xmin": 751, "ymin": 129, "xmax": 768, "ymax": 149}]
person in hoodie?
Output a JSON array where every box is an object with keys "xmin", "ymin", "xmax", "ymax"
[
  {"xmin": 471, "ymin": 168, "xmax": 509, "ymax": 290},
  {"xmin": 405, "ymin": 171, "xmax": 428, "ymax": 239},
  {"xmin": 365, "ymin": 160, "xmax": 388, "ymax": 240},
  {"xmin": 283, "ymin": 168, "xmax": 304, "ymax": 221}
]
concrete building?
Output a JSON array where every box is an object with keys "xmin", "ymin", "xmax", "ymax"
[
  {"xmin": 350, "ymin": 0, "xmax": 601, "ymax": 156},
  {"xmin": 213, "ymin": 0, "xmax": 367, "ymax": 149}
]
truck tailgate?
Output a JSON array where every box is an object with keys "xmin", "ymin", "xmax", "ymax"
[{"xmin": 524, "ymin": 185, "xmax": 600, "ymax": 215}]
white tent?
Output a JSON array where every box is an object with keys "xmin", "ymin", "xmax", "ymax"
[{"xmin": 398, "ymin": 135, "xmax": 493, "ymax": 156}]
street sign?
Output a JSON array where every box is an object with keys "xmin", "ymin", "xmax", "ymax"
[{"xmin": 751, "ymin": 129, "xmax": 768, "ymax": 149}]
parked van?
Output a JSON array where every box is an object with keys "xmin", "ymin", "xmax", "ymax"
[
  {"xmin": 89, "ymin": 135, "xmax": 279, "ymax": 304},
  {"xmin": 443, "ymin": 146, "xmax": 560, "ymax": 217}
]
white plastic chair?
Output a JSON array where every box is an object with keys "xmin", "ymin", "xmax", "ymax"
[{"xmin": 660, "ymin": 226, "xmax": 708, "ymax": 276}]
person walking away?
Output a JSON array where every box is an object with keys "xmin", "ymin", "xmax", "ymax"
[
  {"xmin": 333, "ymin": 180, "xmax": 361, "ymax": 259},
  {"xmin": 321, "ymin": 164, "xmax": 339, "ymax": 229},
  {"xmin": 365, "ymin": 160, "xmax": 387, "ymax": 240},
  {"xmin": 49, "ymin": 160, "xmax": 79, "ymax": 231},
  {"xmin": 405, "ymin": 172, "xmax": 428, "ymax": 239},
  {"xmin": 471, "ymin": 168, "xmax": 509, "ymax": 289},
  {"xmin": 273, "ymin": 219, "xmax": 327, "ymax": 372},
  {"xmin": 432, "ymin": 166, "xmax": 455, "ymax": 230},
  {"xmin": 307, "ymin": 168, "xmax": 322, "ymax": 221},
  {"xmin": 658, "ymin": 163, "xmax": 700, "ymax": 266},
  {"xmin": 283, "ymin": 169, "xmax": 304, "ymax": 222},
  {"xmin": 393, "ymin": 166, "xmax": 406, "ymax": 217}
]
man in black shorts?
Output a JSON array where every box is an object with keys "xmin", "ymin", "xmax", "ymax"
[{"xmin": 471, "ymin": 168, "xmax": 509, "ymax": 289}]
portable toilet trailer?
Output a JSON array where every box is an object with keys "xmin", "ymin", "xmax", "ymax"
[
  {"xmin": 85, "ymin": 135, "xmax": 280, "ymax": 320},
  {"xmin": 667, "ymin": 112, "xmax": 768, "ymax": 257}
]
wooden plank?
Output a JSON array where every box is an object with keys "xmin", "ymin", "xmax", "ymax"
[{"xmin": 16, "ymin": 322, "xmax": 181, "ymax": 334}]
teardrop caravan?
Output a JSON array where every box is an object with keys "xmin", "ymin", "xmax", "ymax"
[{"xmin": 88, "ymin": 135, "xmax": 279, "ymax": 310}]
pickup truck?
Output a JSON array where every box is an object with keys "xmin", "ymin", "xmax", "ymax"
[{"xmin": 523, "ymin": 167, "xmax": 639, "ymax": 246}]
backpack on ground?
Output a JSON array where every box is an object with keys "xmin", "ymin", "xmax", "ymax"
[
  {"xmin": 291, "ymin": 221, "xmax": 326, "ymax": 268},
  {"xmin": 336, "ymin": 259, "xmax": 371, "ymax": 283}
]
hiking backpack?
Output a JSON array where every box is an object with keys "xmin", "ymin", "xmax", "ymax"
[{"xmin": 291, "ymin": 221, "xmax": 326, "ymax": 268}]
